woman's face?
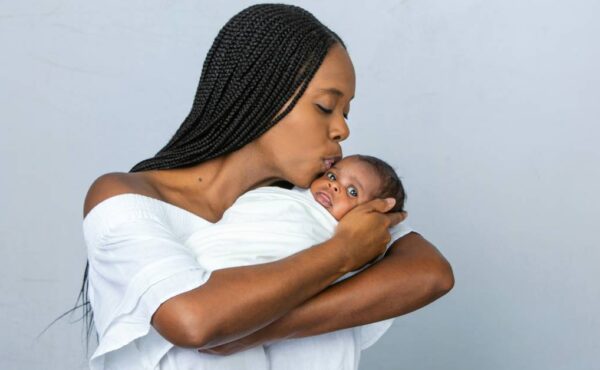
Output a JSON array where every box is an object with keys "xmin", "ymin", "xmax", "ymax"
[{"xmin": 256, "ymin": 42, "xmax": 356, "ymax": 188}]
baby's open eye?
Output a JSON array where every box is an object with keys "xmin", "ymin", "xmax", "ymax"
[
  {"xmin": 347, "ymin": 186, "xmax": 358, "ymax": 197},
  {"xmin": 326, "ymin": 172, "xmax": 336, "ymax": 181}
]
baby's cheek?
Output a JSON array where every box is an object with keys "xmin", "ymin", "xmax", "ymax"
[{"xmin": 333, "ymin": 204, "xmax": 351, "ymax": 220}]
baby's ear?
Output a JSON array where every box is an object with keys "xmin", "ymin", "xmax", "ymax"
[
  {"xmin": 384, "ymin": 198, "xmax": 396, "ymax": 210},
  {"xmin": 381, "ymin": 198, "xmax": 398, "ymax": 213}
]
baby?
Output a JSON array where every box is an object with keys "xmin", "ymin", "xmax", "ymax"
[
  {"xmin": 308, "ymin": 154, "xmax": 405, "ymax": 220},
  {"xmin": 184, "ymin": 154, "xmax": 407, "ymax": 370},
  {"xmin": 184, "ymin": 154, "xmax": 406, "ymax": 273}
]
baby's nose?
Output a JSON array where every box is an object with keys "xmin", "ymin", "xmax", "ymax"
[{"xmin": 328, "ymin": 183, "xmax": 339, "ymax": 192}]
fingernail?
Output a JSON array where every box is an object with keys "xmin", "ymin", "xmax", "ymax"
[{"xmin": 387, "ymin": 198, "xmax": 396, "ymax": 206}]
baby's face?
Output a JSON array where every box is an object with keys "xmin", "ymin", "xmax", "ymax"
[{"xmin": 310, "ymin": 157, "xmax": 382, "ymax": 220}]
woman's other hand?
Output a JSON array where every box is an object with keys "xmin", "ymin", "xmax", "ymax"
[
  {"xmin": 196, "ymin": 324, "xmax": 274, "ymax": 355},
  {"xmin": 333, "ymin": 198, "xmax": 407, "ymax": 272}
]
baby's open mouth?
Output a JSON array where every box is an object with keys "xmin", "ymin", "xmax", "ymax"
[{"xmin": 315, "ymin": 191, "xmax": 332, "ymax": 208}]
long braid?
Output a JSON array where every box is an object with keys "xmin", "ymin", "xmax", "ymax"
[{"xmin": 65, "ymin": 4, "xmax": 346, "ymax": 354}]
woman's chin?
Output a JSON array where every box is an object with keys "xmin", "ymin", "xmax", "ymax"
[
  {"xmin": 291, "ymin": 176, "xmax": 314, "ymax": 189},
  {"xmin": 295, "ymin": 181, "xmax": 311, "ymax": 189},
  {"xmin": 282, "ymin": 167, "xmax": 320, "ymax": 189}
]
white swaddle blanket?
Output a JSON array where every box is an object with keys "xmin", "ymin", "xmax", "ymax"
[
  {"xmin": 184, "ymin": 186, "xmax": 404, "ymax": 370},
  {"xmin": 185, "ymin": 186, "xmax": 338, "ymax": 273}
]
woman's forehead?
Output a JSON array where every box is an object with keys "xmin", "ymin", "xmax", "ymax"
[{"xmin": 309, "ymin": 44, "xmax": 355, "ymax": 98}]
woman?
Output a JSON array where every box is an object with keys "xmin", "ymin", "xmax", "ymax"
[{"xmin": 81, "ymin": 4, "xmax": 454, "ymax": 370}]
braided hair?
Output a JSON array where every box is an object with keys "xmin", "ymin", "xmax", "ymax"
[
  {"xmin": 131, "ymin": 3, "xmax": 345, "ymax": 171},
  {"xmin": 54, "ymin": 4, "xmax": 347, "ymax": 352}
]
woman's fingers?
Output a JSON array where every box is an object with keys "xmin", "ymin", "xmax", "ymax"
[
  {"xmin": 363, "ymin": 198, "xmax": 396, "ymax": 213},
  {"xmin": 360, "ymin": 198, "xmax": 407, "ymax": 226},
  {"xmin": 386, "ymin": 211, "xmax": 407, "ymax": 226},
  {"xmin": 333, "ymin": 198, "xmax": 407, "ymax": 271}
]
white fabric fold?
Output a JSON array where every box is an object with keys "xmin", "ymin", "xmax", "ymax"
[
  {"xmin": 184, "ymin": 186, "xmax": 337, "ymax": 271},
  {"xmin": 84, "ymin": 194, "xmax": 215, "ymax": 370}
]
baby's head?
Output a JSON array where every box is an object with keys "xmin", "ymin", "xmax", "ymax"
[{"xmin": 310, "ymin": 154, "xmax": 406, "ymax": 220}]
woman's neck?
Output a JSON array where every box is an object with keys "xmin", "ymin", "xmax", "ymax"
[{"xmin": 144, "ymin": 142, "xmax": 283, "ymax": 222}]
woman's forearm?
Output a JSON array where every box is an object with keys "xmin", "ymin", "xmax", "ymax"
[
  {"xmin": 154, "ymin": 198, "xmax": 403, "ymax": 349},
  {"xmin": 239, "ymin": 232, "xmax": 454, "ymax": 343},
  {"xmin": 153, "ymin": 237, "xmax": 353, "ymax": 348}
]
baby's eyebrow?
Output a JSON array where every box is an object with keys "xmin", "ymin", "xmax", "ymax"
[{"xmin": 333, "ymin": 167, "xmax": 364, "ymax": 193}]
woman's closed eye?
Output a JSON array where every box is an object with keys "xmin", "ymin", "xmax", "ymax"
[
  {"xmin": 316, "ymin": 104, "xmax": 349, "ymax": 119},
  {"xmin": 317, "ymin": 104, "xmax": 333, "ymax": 115}
]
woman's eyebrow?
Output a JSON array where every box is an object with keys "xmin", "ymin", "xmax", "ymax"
[{"xmin": 318, "ymin": 87, "xmax": 354, "ymax": 100}]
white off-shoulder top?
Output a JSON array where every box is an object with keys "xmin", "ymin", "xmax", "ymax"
[{"xmin": 83, "ymin": 188, "xmax": 412, "ymax": 370}]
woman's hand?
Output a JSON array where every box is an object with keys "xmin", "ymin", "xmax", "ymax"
[
  {"xmin": 333, "ymin": 198, "xmax": 407, "ymax": 272},
  {"xmin": 197, "ymin": 325, "xmax": 273, "ymax": 355},
  {"xmin": 197, "ymin": 339, "xmax": 252, "ymax": 356}
]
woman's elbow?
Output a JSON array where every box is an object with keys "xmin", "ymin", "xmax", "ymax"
[
  {"xmin": 152, "ymin": 298, "xmax": 214, "ymax": 348},
  {"xmin": 172, "ymin": 319, "xmax": 213, "ymax": 348},
  {"xmin": 408, "ymin": 233, "xmax": 455, "ymax": 297},
  {"xmin": 429, "ymin": 255, "xmax": 455, "ymax": 298}
]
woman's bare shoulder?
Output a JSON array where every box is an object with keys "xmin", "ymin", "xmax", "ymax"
[{"xmin": 83, "ymin": 172, "xmax": 157, "ymax": 218}]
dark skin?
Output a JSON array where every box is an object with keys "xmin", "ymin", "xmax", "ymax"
[
  {"xmin": 84, "ymin": 43, "xmax": 454, "ymax": 353},
  {"xmin": 198, "ymin": 233, "xmax": 451, "ymax": 356}
]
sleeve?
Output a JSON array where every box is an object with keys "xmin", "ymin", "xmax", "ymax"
[
  {"xmin": 83, "ymin": 195, "xmax": 213, "ymax": 370},
  {"xmin": 353, "ymin": 220, "xmax": 414, "ymax": 350}
]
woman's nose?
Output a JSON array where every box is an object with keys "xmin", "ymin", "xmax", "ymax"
[{"xmin": 330, "ymin": 115, "xmax": 350, "ymax": 142}]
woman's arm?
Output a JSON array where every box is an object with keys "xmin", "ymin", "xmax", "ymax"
[
  {"xmin": 152, "ymin": 198, "xmax": 403, "ymax": 349},
  {"xmin": 85, "ymin": 174, "xmax": 401, "ymax": 350},
  {"xmin": 199, "ymin": 232, "xmax": 453, "ymax": 354}
]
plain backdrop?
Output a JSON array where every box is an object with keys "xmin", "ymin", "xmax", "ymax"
[{"xmin": 1, "ymin": 1, "xmax": 598, "ymax": 369}]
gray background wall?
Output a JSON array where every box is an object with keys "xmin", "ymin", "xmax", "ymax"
[{"xmin": 1, "ymin": 1, "xmax": 598, "ymax": 369}]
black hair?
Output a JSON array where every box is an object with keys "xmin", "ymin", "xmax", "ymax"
[
  {"xmin": 130, "ymin": 4, "xmax": 345, "ymax": 172},
  {"xmin": 46, "ymin": 4, "xmax": 346, "ymax": 354},
  {"xmin": 349, "ymin": 154, "xmax": 407, "ymax": 213}
]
